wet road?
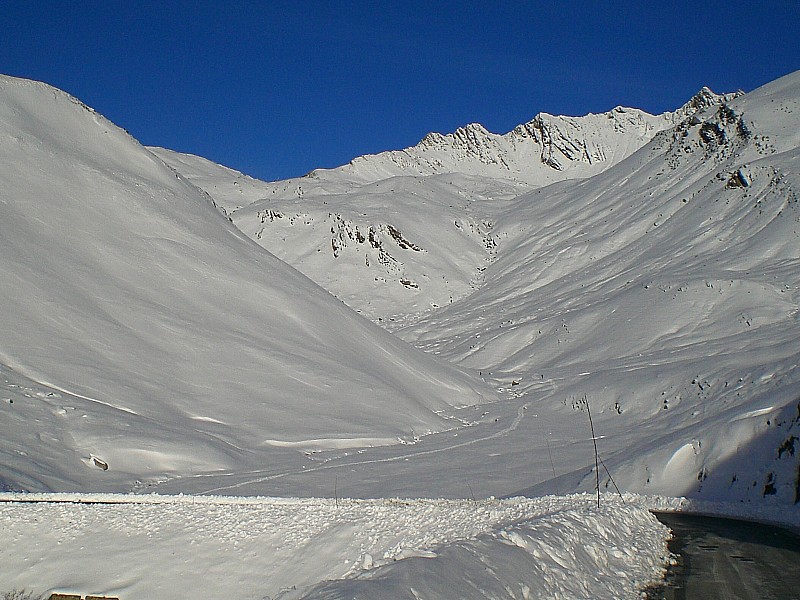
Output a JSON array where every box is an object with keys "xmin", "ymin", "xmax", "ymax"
[{"xmin": 648, "ymin": 512, "xmax": 800, "ymax": 600}]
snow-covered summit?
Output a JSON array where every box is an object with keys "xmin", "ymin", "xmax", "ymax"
[{"xmin": 679, "ymin": 85, "xmax": 741, "ymax": 115}]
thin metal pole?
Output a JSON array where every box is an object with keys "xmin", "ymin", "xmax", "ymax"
[
  {"xmin": 585, "ymin": 396, "xmax": 600, "ymax": 508},
  {"xmin": 545, "ymin": 437, "xmax": 559, "ymax": 496}
]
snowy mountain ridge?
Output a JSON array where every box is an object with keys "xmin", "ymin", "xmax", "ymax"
[
  {"xmin": 322, "ymin": 86, "xmax": 739, "ymax": 185},
  {"xmin": 150, "ymin": 87, "xmax": 741, "ymax": 323},
  {"xmin": 152, "ymin": 86, "xmax": 741, "ymax": 323},
  {"xmin": 150, "ymin": 87, "xmax": 735, "ymax": 216}
]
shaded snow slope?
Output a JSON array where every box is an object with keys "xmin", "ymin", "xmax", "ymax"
[
  {"xmin": 401, "ymin": 71, "xmax": 800, "ymax": 504},
  {"xmin": 0, "ymin": 75, "xmax": 495, "ymax": 492},
  {"xmin": 0, "ymin": 492, "xmax": 671, "ymax": 600}
]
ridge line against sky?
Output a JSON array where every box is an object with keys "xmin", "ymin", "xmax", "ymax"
[{"xmin": 2, "ymin": 0, "xmax": 798, "ymax": 182}]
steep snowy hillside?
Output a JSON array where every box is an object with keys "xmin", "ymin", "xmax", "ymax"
[
  {"xmin": 401, "ymin": 71, "xmax": 800, "ymax": 504},
  {"xmin": 156, "ymin": 89, "xmax": 735, "ymax": 321},
  {"xmin": 0, "ymin": 75, "xmax": 496, "ymax": 492}
]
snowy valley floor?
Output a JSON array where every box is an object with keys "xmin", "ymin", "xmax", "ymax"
[{"xmin": 2, "ymin": 492, "xmax": 799, "ymax": 600}]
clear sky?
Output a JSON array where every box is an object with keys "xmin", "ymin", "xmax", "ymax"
[{"xmin": 2, "ymin": 1, "xmax": 798, "ymax": 182}]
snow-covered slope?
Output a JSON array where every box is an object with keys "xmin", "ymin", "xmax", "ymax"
[
  {"xmin": 401, "ymin": 71, "xmax": 800, "ymax": 504},
  {"xmin": 152, "ymin": 72, "xmax": 799, "ymax": 507},
  {"xmin": 154, "ymin": 89, "xmax": 737, "ymax": 322},
  {"xmin": 0, "ymin": 75, "xmax": 495, "ymax": 492},
  {"xmin": 229, "ymin": 172, "xmax": 523, "ymax": 322}
]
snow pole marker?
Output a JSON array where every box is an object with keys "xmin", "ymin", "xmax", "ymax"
[
  {"xmin": 583, "ymin": 394, "xmax": 601, "ymax": 509},
  {"xmin": 545, "ymin": 436, "xmax": 559, "ymax": 496},
  {"xmin": 334, "ymin": 475, "xmax": 339, "ymax": 509}
]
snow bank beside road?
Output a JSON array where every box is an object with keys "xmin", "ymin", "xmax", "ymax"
[
  {"xmin": 0, "ymin": 493, "xmax": 670, "ymax": 600},
  {"xmin": 304, "ymin": 497, "xmax": 670, "ymax": 599}
]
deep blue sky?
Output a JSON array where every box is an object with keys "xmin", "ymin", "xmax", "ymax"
[{"xmin": 2, "ymin": 1, "xmax": 798, "ymax": 181}]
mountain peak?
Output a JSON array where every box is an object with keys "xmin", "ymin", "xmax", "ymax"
[{"xmin": 677, "ymin": 86, "xmax": 743, "ymax": 118}]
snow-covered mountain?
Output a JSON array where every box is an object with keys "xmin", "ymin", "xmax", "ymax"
[
  {"xmin": 0, "ymin": 75, "xmax": 494, "ymax": 492},
  {"xmin": 155, "ymin": 72, "xmax": 800, "ymax": 508},
  {"xmin": 2, "ymin": 68, "xmax": 800, "ymax": 600},
  {"xmin": 152, "ymin": 86, "xmax": 735, "ymax": 209},
  {"xmin": 2, "ymin": 71, "xmax": 799, "ymax": 512},
  {"xmin": 332, "ymin": 87, "xmax": 734, "ymax": 185},
  {"xmin": 401, "ymin": 72, "xmax": 800, "ymax": 504},
  {"xmin": 153, "ymin": 88, "xmax": 740, "ymax": 323}
]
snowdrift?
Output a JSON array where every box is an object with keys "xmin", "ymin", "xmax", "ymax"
[{"xmin": 0, "ymin": 492, "xmax": 672, "ymax": 600}]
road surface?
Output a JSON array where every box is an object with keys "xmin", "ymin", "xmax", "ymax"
[{"xmin": 648, "ymin": 512, "xmax": 800, "ymax": 600}]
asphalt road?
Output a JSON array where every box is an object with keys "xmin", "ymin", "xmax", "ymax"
[{"xmin": 648, "ymin": 512, "xmax": 800, "ymax": 600}]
